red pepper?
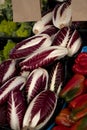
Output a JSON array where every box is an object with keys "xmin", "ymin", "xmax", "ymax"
[
  {"xmin": 79, "ymin": 59, "xmax": 87, "ymax": 67},
  {"xmin": 71, "ymin": 107, "xmax": 87, "ymax": 121},
  {"xmin": 73, "ymin": 63, "xmax": 87, "ymax": 76},
  {"xmin": 52, "ymin": 125, "xmax": 70, "ymax": 130},
  {"xmin": 84, "ymin": 79, "xmax": 87, "ymax": 90},
  {"xmin": 73, "ymin": 52, "xmax": 87, "ymax": 76},
  {"xmin": 55, "ymin": 108, "xmax": 74, "ymax": 127},
  {"xmin": 59, "ymin": 74, "xmax": 85, "ymax": 102},
  {"xmin": 75, "ymin": 52, "xmax": 87, "ymax": 64},
  {"xmin": 70, "ymin": 94, "xmax": 87, "ymax": 121},
  {"xmin": 68, "ymin": 94, "xmax": 87, "ymax": 109},
  {"xmin": 70, "ymin": 115, "xmax": 87, "ymax": 130}
]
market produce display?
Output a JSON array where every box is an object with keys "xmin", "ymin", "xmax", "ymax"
[
  {"xmin": 52, "ymin": 74, "xmax": 87, "ymax": 129},
  {"xmin": 0, "ymin": 0, "xmax": 49, "ymax": 63},
  {"xmin": 0, "ymin": 0, "xmax": 87, "ymax": 130}
]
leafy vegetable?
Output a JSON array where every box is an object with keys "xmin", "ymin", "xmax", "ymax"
[
  {"xmin": 0, "ymin": 103, "xmax": 7, "ymax": 126},
  {"xmin": 0, "ymin": 50, "xmax": 4, "ymax": 63},
  {"xmin": 0, "ymin": 76, "xmax": 26, "ymax": 104},
  {"xmin": 3, "ymin": 40, "xmax": 16, "ymax": 59},
  {"xmin": 23, "ymin": 90, "xmax": 57, "ymax": 130},
  {"xmin": 0, "ymin": 20, "xmax": 17, "ymax": 37},
  {"xmin": 16, "ymin": 22, "xmax": 32, "ymax": 37},
  {"xmin": 0, "ymin": 39, "xmax": 16, "ymax": 63},
  {"xmin": 7, "ymin": 90, "xmax": 26, "ymax": 130},
  {"xmin": 0, "ymin": 59, "xmax": 17, "ymax": 85},
  {"xmin": 25, "ymin": 67, "xmax": 49, "ymax": 103}
]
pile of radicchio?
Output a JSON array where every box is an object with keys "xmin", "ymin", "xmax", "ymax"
[{"xmin": 0, "ymin": 1, "xmax": 82, "ymax": 130}]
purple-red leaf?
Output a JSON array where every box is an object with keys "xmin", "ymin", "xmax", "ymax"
[
  {"xmin": 48, "ymin": 61, "xmax": 64, "ymax": 95},
  {"xmin": 23, "ymin": 90, "xmax": 57, "ymax": 130},
  {"xmin": 67, "ymin": 29, "xmax": 82, "ymax": 56},
  {"xmin": 7, "ymin": 90, "xmax": 26, "ymax": 130},
  {"xmin": 52, "ymin": 27, "xmax": 82, "ymax": 56},
  {"xmin": 25, "ymin": 67, "xmax": 49, "ymax": 103},
  {"xmin": 0, "ymin": 103, "xmax": 8, "ymax": 126},
  {"xmin": 52, "ymin": 27, "xmax": 72, "ymax": 47},
  {"xmin": 0, "ymin": 59, "xmax": 17, "ymax": 86},
  {"xmin": 20, "ymin": 46, "xmax": 68, "ymax": 71},
  {"xmin": 10, "ymin": 34, "xmax": 52, "ymax": 59},
  {"xmin": 33, "ymin": 10, "xmax": 53, "ymax": 34},
  {"xmin": 52, "ymin": 2, "xmax": 72, "ymax": 29},
  {"xmin": 41, "ymin": 25, "xmax": 58, "ymax": 40},
  {"xmin": 0, "ymin": 76, "xmax": 26, "ymax": 104}
]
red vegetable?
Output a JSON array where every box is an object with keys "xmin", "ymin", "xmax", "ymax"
[
  {"xmin": 84, "ymin": 78, "xmax": 87, "ymax": 90},
  {"xmin": 7, "ymin": 90, "xmax": 26, "ymax": 130},
  {"xmin": 41, "ymin": 25, "xmax": 58, "ymax": 39},
  {"xmin": 33, "ymin": 10, "xmax": 53, "ymax": 34},
  {"xmin": 0, "ymin": 103, "xmax": 8, "ymax": 126},
  {"xmin": 52, "ymin": 27, "xmax": 69, "ymax": 47},
  {"xmin": 20, "ymin": 46, "xmax": 68, "ymax": 71},
  {"xmin": 48, "ymin": 61, "xmax": 64, "ymax": 96},
  {"xmin": 70, "ymin": 115, "xmax": 87, "ymax": 130},
  {"xmin": 10, "ymin": 34, "xmax": 52, "ymax": 59},
  {"xmin": 55, "ymin": 108, "xmax": 74, "ymax": 127},
  {"xmin": 59, "ymin": 74, "xmax": 85, "ymax": 102},
  {"xmin": 70, "ymin": 94, "xmax": 87, "ymax": 121},
  {"xmin": 68, "ymin": 94, "xmax": 87, "ymax": 109},
  {"xmin": 0, "ymin": 76, "xmax": 26, "ymax": 104},
  {"xmin": 75, "ymin": 52, "xmax": 87, "ymax": 64},
  {"xmin": 72, "ymin": 64, "xmax": 87, "ymax": 76},
  {"xmin": 23, "ymin": 90, "xmax": 57, "ymax": 130},
  {"xmin": 0, "ymin": 59, "xmax": 17, "ymax": 85},
  {"xmin": 52, "ymin": 27, "xmax": 82, "ymax": 57},
  {"xmin": 52, "ymin": 125, "xmax": 70, "ymax": 130},
  {"xmin": 52, "ymin": 2, "xmax": 72, "ymax": 29},
  {"xmin": 25, "ymin": 67, "xmax": 49, "ymax": 103},
  {"xmin": 72, "ymin": 52, "xmax": 87, "ymax": 76}
]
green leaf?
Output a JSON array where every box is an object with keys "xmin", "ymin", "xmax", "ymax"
[{"xmin": 3, "ymin": 39, "xmax": 16, "ymax": 59}]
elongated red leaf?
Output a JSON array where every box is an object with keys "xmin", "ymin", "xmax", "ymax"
[
  {"xmin": 25, "ymin": 67, "xmax": 49, "ymax": 103},
  {"xmin": 7, "ymin": 90, "xmax": 26, "ymax": 130},
  {"xmin": 10, "ymin": 34, "xmax": 52, "ymax": 59},
  {"xmin": 20, "ymin": 46, "xmax": 68, "ymax": 71},
  {"xmin": 23, "ymin": 90, "xmax": 57, "ymax": 130},
  {"xmin": 48, "ymin": 61, "xmax": 64, "ymax": 95},
  {"xmin": 0, "ymin": 59, "xmax": 17, "ymax": 85},
  {"xmin": 0, "ymin": 76, "xmax": 26, "ymax": 104}
]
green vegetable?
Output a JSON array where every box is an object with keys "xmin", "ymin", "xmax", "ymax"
[
  {"xmin": 0, "ymin": 20, "xmax": 17, "ymax": 36},
  {"xmin": 16, "ymin": 22, "xmax": 32, "ymax": 37},
  {"xmin": 3, "ymin": 39, "xmax": 16, "ymax": 59},
  {"xmin": 0, "ymin": 19, "xmax": 34, "ymax": 37},
  {"xmin": 0, "ymin": 50, "xmax": 4, "ymax": 63}
]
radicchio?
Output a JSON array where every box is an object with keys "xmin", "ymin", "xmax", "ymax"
[
  {"xmin": 10, "ymin": 34, "xmax": 52, "ymax": 59},
  {"xmin": 52, "ymin": 27, "xmax": 82, "ymax": 56},
  {"xmin": 25, "ymin": 67, "xmax": 49, "ymax": 103},
  {"xmin": 52, "ymin": 2, "xmax": 72, "ymax": 29},
  {"xmin": 0, "ymin": 76, "xmax": 26, "ymax": 104},
  {"xmin": 7, "ymin": 90, "xmax": 26, "ymax": 130},
  {"xmin": 23, "ymin": 90, "xmax": 57, "ymax": 130},
  {"xmin": 20, "ymin": 46, "xmax": 68, "ymax": 71},
  {"xmin": 48, "ymin": 61, "xmax": 64, "ymax": 95},
  {"xmin": 33, "ymin": 10, "xmax": 53, "ymax": 34},
  {"xmin": 0, "ymin": 59, "xmax": 17, "ymax": 86}
]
